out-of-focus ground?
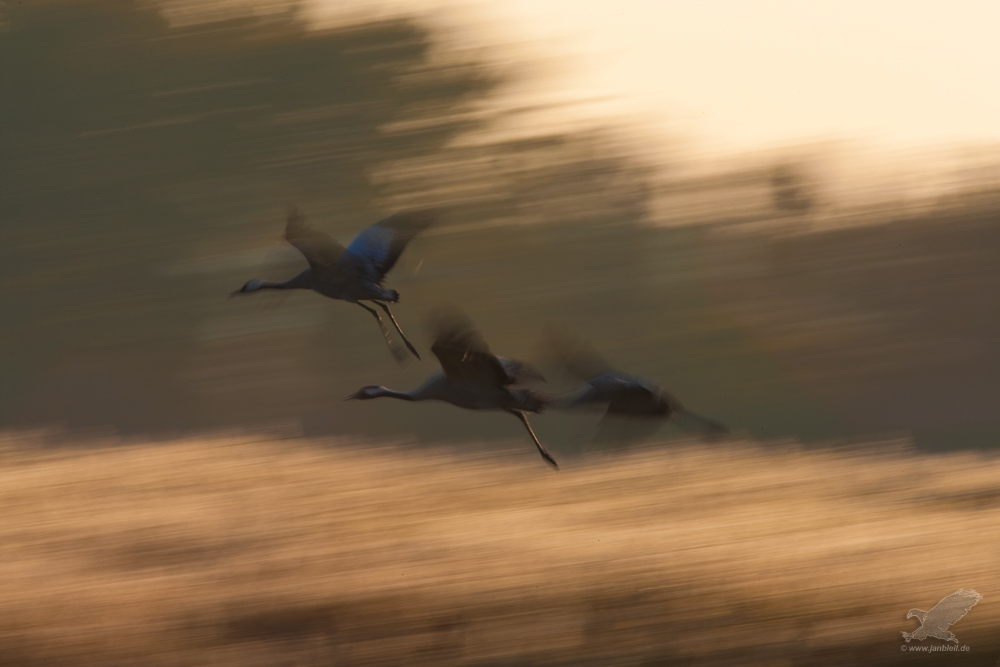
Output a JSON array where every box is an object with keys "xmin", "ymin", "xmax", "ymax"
[{"xmin": 1, "ymin": 430, "xmax": 998, "ymax": 666}]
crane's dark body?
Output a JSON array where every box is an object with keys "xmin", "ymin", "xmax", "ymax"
[
  {"xmin": 271, "ymin": 266, "xmax": 399, "ymax": 303},
  {"xmin": 564, "ymin": 373, "xmax": 672, "ymax": 416},
  {"xmin": 346, "ymin": 312, "xmax": 558, "ymax": 469},
  {"xmin": 233, "ymin": 208, "xmax": 433, "ymax": 360}
]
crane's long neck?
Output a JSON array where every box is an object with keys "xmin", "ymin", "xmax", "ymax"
[
  {"xmin": 370, "ymin": 387, "xmax": 419, "ymax": 401},
  {"xmin": 256, "ymin": 279, "xmax": 297, "ymax": 290},
  {"xmin": 240, "ymin": 270, "xmax": 312, "ymax": 293},
  {"xmin": 350, "ymin": 376, "xmax": 448, "ymax": 403}
]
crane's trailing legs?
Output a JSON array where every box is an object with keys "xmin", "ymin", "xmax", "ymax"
[
  {"xmin": 373, "ymin": 301, "xmax": 422, "ymax": 360},
  {"xmin": 357, "ymin": 302, "xmax": 408, "ymax": 363},
  {"xmin": 508, "ymin": 409, "xmax": 559, "ymax": 469}
]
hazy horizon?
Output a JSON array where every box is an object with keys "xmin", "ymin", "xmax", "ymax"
[
  {"xmin": 152, "ymin": 0, "xmax": 1000, "ymax": 205},
  {"xmin": 287, "ymin": 0, "xmax": 1000, "ymax": 155}
]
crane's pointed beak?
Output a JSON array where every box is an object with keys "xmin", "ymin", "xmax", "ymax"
[{"xmin": 344, "ymin": 392, "xmax": 360, "ymax": 401}]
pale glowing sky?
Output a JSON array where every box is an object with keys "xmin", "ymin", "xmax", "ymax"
[{"xmin": 307, "ymin": 0, "xmax": 1000, "ymax": 155}]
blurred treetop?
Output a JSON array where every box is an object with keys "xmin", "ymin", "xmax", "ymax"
[{"xmin": 0, "ymin": 0, "xmax": 505, "ymax": 424}]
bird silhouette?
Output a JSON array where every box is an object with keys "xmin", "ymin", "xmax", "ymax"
[
  {"xmin": 232, "ymin": 207, "xmax": 433, "ymax": 361},
  {"xmin": 544, "ymin": 328, "xmax": 728, "ymax": 446},
  {"xmin": 345, "ymin": 309, "xmax": 558, "ymax": 469},
  {"xmin": 902, "ymin": 589, "xmax": 982, "ymax": 643}
]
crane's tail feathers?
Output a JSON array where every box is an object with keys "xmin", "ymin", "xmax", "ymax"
[{"xmin": 674, "ymin": 407, "xmax": 729, "ymax": 436}]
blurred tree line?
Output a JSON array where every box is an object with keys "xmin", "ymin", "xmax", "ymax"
[
  {"xmin": 0, "ymin": 0, "xmax": 493, "ymax": 432},
  {"xmin": 4, "ymin": 0, "xmax": 997, "ymax": 453},
  {"xmin": 0, "ymin": 0, "xmax": 676, "ymax": 442}
]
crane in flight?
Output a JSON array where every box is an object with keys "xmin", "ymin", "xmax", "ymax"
[
  {"xmin": 345, "ymin": 309, "xmax": 559, "ymax": 469},
  {"xmin": 232, "ymin": 207, "xmax": 433, "ymax": 361},
  {"xmin": 545, "ymin": 328, "xmax": 728, "ymax": 445}
]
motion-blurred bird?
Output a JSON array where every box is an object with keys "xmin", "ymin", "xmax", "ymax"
[
  {"xmin": 345, "ymin": 310, "xmax": 558, "ymax": 469},
  {"xmin": 545, "ymin": 329, "xmax": 728, "ymax": 445},
  {"xmin": 232, "ymin": 207, "xmax": 433, "ymax": 361},
  {"xmin": 902, "ymin": 589, "xmax": 982, "ymax": 643}
]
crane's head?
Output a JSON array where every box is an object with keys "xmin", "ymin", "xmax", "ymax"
[
  {"xmin": 344, "ymin": 386, "xmax": 387, "ymax": 400},
  {"xmin": 230, "ymin": 279, "xmax": 264, "ymax": 295},
  {"xmin": 906, "ymin": 609, "xmax": 927, "ymax": 621}
]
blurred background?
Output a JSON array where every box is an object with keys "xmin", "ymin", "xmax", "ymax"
[
  {"xmin": 3, "ymin": 0, "xmax": 999, "ymax": 453},
  {"xmin": 4, "ymin": 2, "xmax": 1000, "ymax": 666}
]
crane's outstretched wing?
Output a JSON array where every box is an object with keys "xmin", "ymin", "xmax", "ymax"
[
  {"xmin": 342, "ymin": 209, "xmax": 435, "ymax": 282},
  {"xmin": 284, "ymin": 206, "xmax": 346, "ymax": 268},
  {"xmin": 429, "ymin": 309, "xmax": 508, "ymax": 387},
  {"xmin": 928, "ymin": 589, "xmax": 982, "ymax": 628},
  {"xmin": 543, "ymin": 327, "xmax": 615, "ymax": 382}
]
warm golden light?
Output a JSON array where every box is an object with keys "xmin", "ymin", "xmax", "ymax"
[
  {"xmin": 3, "ymin": 2, "xmax": 999, "ymax": 663},
  {"xmin": 1, "ymin": 432, "xmax": 996, "ymax": 664}
]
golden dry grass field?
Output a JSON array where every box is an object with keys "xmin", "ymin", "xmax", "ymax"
[{"xmin": 1, "ymin": 431, "xmax": 998, "ymax": 666}]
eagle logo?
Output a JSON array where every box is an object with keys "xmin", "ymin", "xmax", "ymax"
[{"xmin": 901, "ymin": 589, "xmax": 982, "ymax": 643}]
